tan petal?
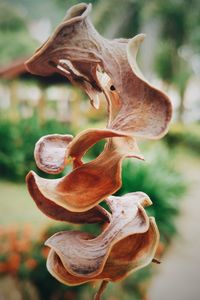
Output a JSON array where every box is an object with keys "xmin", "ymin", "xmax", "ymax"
[
  {"xmin": 46, "ymin": 217, "xmax": 159, "ymax": 285},
  {"xmin": 27, "ymin": 136, "xmax": 143, "ymax": 212},
  {"xmin": 34, "ymin": 134, "xmax": 73, "ymax": 174},
  {"xmin": 26, "ymin": 171, "xmax": 110, "ymax": 224},
  {"xmin": 108, "ymin": 34, "xmax": 172, "ymax": 139},
  {"xmin": 25, "ymin": 3, "xmax": 172, "ymax": 139},
  {"xmin": 126, "ymin": 34, "xmax": 147, "ymax": 82},
  {"xmin": 45, "ymin": 192, "xmax": 151, "ymax": 278}
]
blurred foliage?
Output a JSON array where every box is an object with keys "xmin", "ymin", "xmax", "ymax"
[
  {"xmin": 0, "ymin": 3, "xmax": 38, "ymax": 66},
  {"xmin": 154, "ymin": 41, "xmax": 176, "ymax": 83},
  {"xmin": 166, "ymin": 123, "xmax": 200, "ymax": 153},
  {"xmin": 0, "ymin": 30, "xmax": 37, "ymax": 66},
  {"xmin": 0, "ymin": 115, "xmax": 73, "ymax": 181},
  {"xmin": 148, "ymin": 0, "xmax": 200, "ymax": 121},
  {"xmin": 117, "ymin": 146, "xmax": 186, "ymax": 244},
  {"xmin": 0, "ymin": 5, "xmax": 26, "ymax": 32}
]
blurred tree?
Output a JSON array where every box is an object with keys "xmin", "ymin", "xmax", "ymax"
[
  {"xmin": 0, "ymin": 3, "xmax": 38, "ymax": 66},
  {"xmin": 148, "ymin": 0, "xmax": 200, "ymax": 122},
  {"xmin": 92, "ymin": 0, "xmax": 142, "ymax": 37},
  {"xmin": 154, "ymin": 41, "xmax": 191, "ymax": 122}
]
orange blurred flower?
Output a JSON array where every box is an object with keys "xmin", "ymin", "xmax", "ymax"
[
  {"xmin": 0, "ymin": 261, "xmax": 9, "ymax": 273},
  {"xmin": 16, "ymin": 240, "xmax": 31, "ymax": 253},
  {"xmin": 8, "ymin": 253, "xmax": 21, "ymax": 274},
  {"xmin": 25, "ymin": 258, "xmax": 37, "ymax": 270},
  {"xmin": 41, "ymin": 247, "xmax": 50, "ymax": 258}
]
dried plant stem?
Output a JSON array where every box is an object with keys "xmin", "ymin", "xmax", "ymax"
[
  {"xmin": 152, "ymin": 258, "xmax": 161, "ymax": 264},
  {"xmin": 94, "ymin": 280, "xmax": 109, "ymax": 300}
]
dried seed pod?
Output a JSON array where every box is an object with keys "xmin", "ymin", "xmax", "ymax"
[{"xmin": 47, "ymin": 218, "xmax": 158, "ymax": 285}]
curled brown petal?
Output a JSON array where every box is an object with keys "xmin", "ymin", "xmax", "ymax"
[
  {"xmin": 46, "ymin": 217, "xmax": 159, "ymax": 285},
  {"xmin": 26, "ymin": 171, "xmax": 110, "ymax": 224},
  {"xmin": 67, "ymin": 128, "xmax": 128, "ymax": 168},
  {"xmin": 45, "ymin": 192, "xmax": 151, "ymax": 278},
  {"xmin": 34, "ymin": 134, "xmax": 73, "ymax": 174},
  {"xmin": 25, "ymin": 3, "xmax": 172, "ymax": 139},
  {"xmin": 27, "ymin": 136, "xmax": 143, "ymax": 212}
]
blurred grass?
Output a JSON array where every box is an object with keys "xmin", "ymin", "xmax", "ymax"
[{"xmin": 0, "ymin": 180, "xmax": 51, "ymax": 232}]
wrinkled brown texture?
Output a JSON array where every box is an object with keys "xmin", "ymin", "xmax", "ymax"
[
  {"xmin": 45, "ymin": 192, "xmax": 151, "ymax": 278},
  {"xmin": 45, "ymin": 193, "xmax": 159, "ymax": 285},
  {"xmin": 46, "ymin": 217, "xmax": 158, "ymax": 285},
  {"xmin": 25, "ymin": 2, "xmax": 172, "ymax": 297}
]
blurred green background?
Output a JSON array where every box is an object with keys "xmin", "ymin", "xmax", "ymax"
[{"xmin": 0, "ymin": 0, "xmax": 200, "ymax": 300}]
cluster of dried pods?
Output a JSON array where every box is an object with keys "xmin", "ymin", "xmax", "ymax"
[{"xmin": 25, "ymin": 3, "xmax": 172, "ymax": 299}]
